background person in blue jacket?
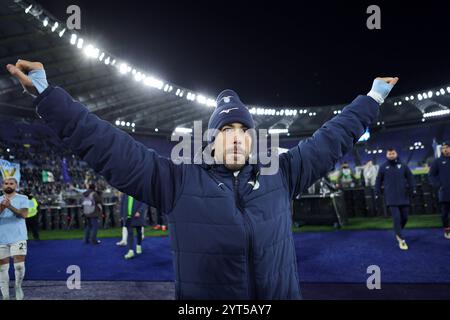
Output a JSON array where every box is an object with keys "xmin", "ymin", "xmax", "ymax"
[
  {"xmin": 428, "ymin": 141, "xmax": 450, "ymax": 239},
  {"xmin": 375, "ymin": 148, "xmax": 416, "ymax": 250},
  {"xmin": 6, "ymin": 60, "xmax": 397, "ymax": 300},
  {"xmin": 120, "ymin": 193, "xmax": 148, "ymax": 259}
]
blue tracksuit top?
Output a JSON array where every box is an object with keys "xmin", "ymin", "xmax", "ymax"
[
  {"xmin": 375, "ymin": 159, "xmax": 416, "ymax": 206},
  {"xmin": 33, "ymin": 86, "xmax": 379, "ymax": 300},
  {"xmin": 429, "ymin": 156, "xmax": 450, "ymax": 203}
]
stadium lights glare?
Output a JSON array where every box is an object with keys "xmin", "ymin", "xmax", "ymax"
[
  {"xmin": 25, "ymin": 5, "xmax": 32, "ymax": 13},
  {"xmin": 77, "ymin": 38, "xmax": 84, "ymax": 49},
  {"xmin": 70, "ymin": 34, "xmax": 77, "ymax": 45},
  {"xmin": 155, "ymin": 128, "xmax": 159, "ymax": 132},
  {"xmin": 59, "ymin": 28, "xmax": 66, "ymax": 37},
  {"xmin": 440, "ymin": 88, "xmax": 446, "ymax": 95},
  {"xmin": 134, "ymin": 72, "xmax": 143, "ymax": 82},
  {"xmin": 111, "ymin": 60, "xmax": 116, "ymax": 66},
  {"xmin": 43, "ymin": 17, "xmax": 49, "ymax": 27},
  {"xmin": 175, "ymin": 127, "xmax": 193, "ymax": 134},
  {"xmin": 144, "ymin": 76, "xmax": 164, "ymax": 90},
  {"xmin": 120, "ymin": 121, "xmax": 125, "ymax": 126},
  {"xmin": 423, "ymin": 109, "xmax": 450, "ymax": 118},
  {"xmin": 104, "ymin": 57, "xmax": 111, "ymax": 65},
  {"xmin": 99, "ymin": 52, "xmax": 105, "ymax": 61},
  {"xmin": 131, "ymin": 123, "xmax": 135, "ymax": 127},
  {"xmin": 418, "ymin": 94, "xmax": 423, "ymax": 101},
  {"xmin": 268, "ymin": 128, "xmax": 289, "ymax": 134},
  {"xmin": 126, "ymin": 122, "xmax": 130, "ymax": 127},
  {"xmin": 447, "ymin": 87, "xmax": 450, "ymax": 93},
  {"xmin": 115, "ymin": 120, "xmax": 120, "ymax": 126},
  {"xmin": 119, "ymin": 63, "xmax": 129, "ymax": 74},
  {"xmin": 84, "ymin": 44, "xmax": 100, "ymax": 59},
  {"xmin": 51, "ymin": 22, "xmax": 59, "ymax": 32}
]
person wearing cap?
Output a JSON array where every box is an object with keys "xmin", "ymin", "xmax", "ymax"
[
  {"xmin": 375, "ymin": 148, "xmax": 416, "ymax": 250},
  {"xmin": 6, "ymin": 60, "xmax": 398, "ymax": 299},
  {"xmin": 429, "ymin": 141, "xmax": 450, "ymax": 239}
]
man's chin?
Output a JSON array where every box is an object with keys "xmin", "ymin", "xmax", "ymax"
[{"xmin": 224, "ymin": 163, "xmax": 245, "ymax": 171}]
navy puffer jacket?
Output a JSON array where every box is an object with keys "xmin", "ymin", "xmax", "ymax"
[{"xmin": 34, "ymin": 86, "xmax": 378, "ymax": 299}]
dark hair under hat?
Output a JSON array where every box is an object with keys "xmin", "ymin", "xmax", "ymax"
[{"xmin": 207, "ymin": 89, "xmax": 255, "ymax": 142}]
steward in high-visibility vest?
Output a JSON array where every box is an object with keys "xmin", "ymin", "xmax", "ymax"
[{"xmin": 25, "ymin": 195, "xmax": 40, "ymax": 240}]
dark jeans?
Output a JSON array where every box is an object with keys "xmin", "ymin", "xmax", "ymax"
[
  {"xmin": 388, "ymin": 206, "xmax": 409, "ymax": 239},
  {"xmin": 26, "ymin": 215, "xmax": 40, "ymax": 240},
  {"xmin": 441, "ymin": 202, "xmax": 450, "ymax": 229},
  {"xmin": 126, "ymin": 218, "xmax": 142, "ymax": 250},
  {"xmin": 84, "ymin": 217, "xmax": 99, "ymax": 243}
]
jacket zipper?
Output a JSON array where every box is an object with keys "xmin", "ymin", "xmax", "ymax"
[{"xmin": 233, "ymin": 175, "xmax": 256, "ymax": 299}]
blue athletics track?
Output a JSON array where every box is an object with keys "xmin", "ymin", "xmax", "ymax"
[{"xmin": 14, "ymin": 228, "xmax": 450, "ymax": 300}]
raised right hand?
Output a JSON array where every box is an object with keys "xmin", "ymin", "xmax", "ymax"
[{"xmin": 6, "ymin": 59, "xmax": 45, "ymax": 95}]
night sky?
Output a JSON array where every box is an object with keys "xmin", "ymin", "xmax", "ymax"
[{"xmin": 38, "ymin": 0, "xmax": 450, "ymax": 107}]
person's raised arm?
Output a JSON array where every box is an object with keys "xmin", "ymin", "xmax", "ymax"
[
  {"xmin": 280, "ymin": 77, "xmax": 398, "ymax": 198},
  {"xmin": 6, "ymin": 60, "xmax": 183, "ymax": 213}
]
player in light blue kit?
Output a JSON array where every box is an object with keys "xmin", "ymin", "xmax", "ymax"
[{"xmin": 0, "ymin": 178, "xmax": 30, "ymax": 300}]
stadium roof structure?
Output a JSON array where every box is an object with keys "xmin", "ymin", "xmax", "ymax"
[{"xmin": 1, "ymin": 0, "xmax": 449, "ymax": 139}]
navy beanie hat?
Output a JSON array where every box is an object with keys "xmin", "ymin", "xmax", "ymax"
[{"xmin": 207, "ymin": 89, "xmax": 255, "ymax": 142}]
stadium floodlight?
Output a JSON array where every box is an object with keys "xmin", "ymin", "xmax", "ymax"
[
  {"xmin": 6, "ymin": 148, "xmax": 10, "ymax": 153},
  {"xmin": 423, "ymin": 92, "xmax": 428, "ymax": 99},
  {"xmin": 175, "ymin": 127, "xmax": 193, "ymax": 134},
  {"xmin": 43, "ymin": 17, "xmax": 49, "ymax": 27},
  {"xmin": 112, "ymin": 60, "xmax": 116, "ymax": 66},
  {"xmin": 428, "ymin": 91, "xmax": 433, "ymax": 98},
  {"xmin": 77, "ymin": 38, "xmax": 84, "ymax": 49},
  {"xmin": 126, "ymin": 122, "xmax": 130, "ymax": 127},
  {"xmin": 440, "ymin": 88, "xmax": 445, "ymax": 95},
  {"xmin": 197, "ymin": 95, "xmax": 207, "ymax": 105},
  {"xmin": 120, "ymin": 121, "xmax": 125, "ymax": 126},
  {"xmin": 394, "ymin": 102, "xmax": 398, "ymax": 106},
  {"xmin": 398, "ymin": 102, "xmax": 402, "ymax": 106},
  {"xmin": 51, "ymin": 22, "xmax": 59, "ymax": 32},
  {"xmin": 84, "ymin": 44, "xmax": 99, "ymax": 59},
  {"xmin": 144, "ymin": 76, "xmax": 164, "ymax": 90},
  {"xmin": 59, "ymin": 28, "xmax": 66, "ymax": 37},
  {"xmin": 268, "ymin": 128, "xmax": 289, "ymax": 134},
  {"xmin": 423, "ymin": 109, "xmax": 450, "ymax": 118},
  {"xmin": 175, "ymin": 89, "xmax": 181, "ymax": 96},
  {"xmin": 378, "ymin": 149, "xmax": 383, "ymax": 153},
  {"xmin": 409, "ymin": 146, "xmax": 414, "ymax": 150},
  {"xmin": 418, "ymin": 94, "xmax": 423, "ymax": 101},
  {"xmin": 410, "ymin": 95, "xmax": 414, "ymax": 100},
  {"xmin": 447, "ymin": 87, "xmax": 450, "ymax": 93},
  {"xmin": 119, "ymin": 63, "xmax": 129, "ymax": 74},
  {"xmin": 99, "ymin": 52, "xmax": 105, "ymax": 61},
  {"xmin": 131, "ymin": 123, "xmax": 136, "ymax": 127},
  {"xmin": 104, "ymin": 57, "xmax": 111, "ymax": 65},
  {"xmin": 436, "ymin": 91, "xmax": 441, "ymax": 96},
  {"xmin": 115, "ymin": 120, "xmax": 120, "ymax": 126},
  {"xmin": 367, "ymin": 150, "xmax": 372, "ymax": 154},
  {"xmin": 134, "ymin": 72, "xmax": 143, "ymax": 82},
  {"xmin": 405, "ymin": 97, "xmax": 409, "ymax": 101},
  {"xmin": 70, "ymin": 34, "xmax": 77, "ymax": 45},
  {"xmin": 155, "ymin": 128, "xmax": 159, "ymax": 132},
  {"xmin": 422, "ymin": 118, "xmax": 426, "ymax": 122},
  {"xmin": 25, "ymin": 5, "xmax": 32, "ymax": 13}
]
